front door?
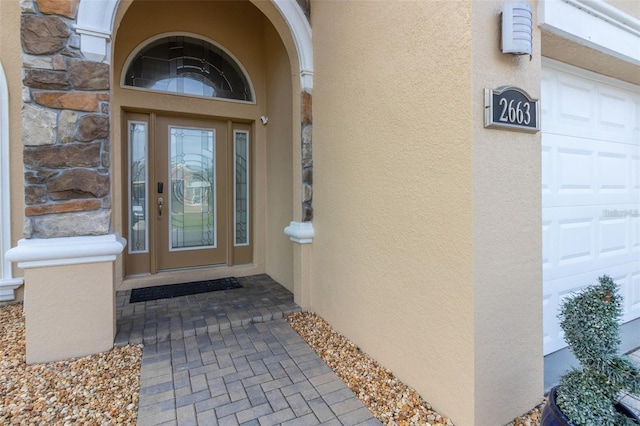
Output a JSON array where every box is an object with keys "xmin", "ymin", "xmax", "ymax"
[
  {"xmin": 156, "ymin": 115, "xmax": 227, "ymax": 269},
  {"xmin": 124, "ymin": 112, "xmax": 252, "ymax": 276}
]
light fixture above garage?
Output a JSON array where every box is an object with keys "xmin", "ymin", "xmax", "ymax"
[{"xmin": 501, "ymin": 1, "xmax": 533, "ymax": 56}]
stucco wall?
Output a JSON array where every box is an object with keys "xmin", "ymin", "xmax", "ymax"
[
  {"xmin": 0, "ymin": 0, "xmax": 26, "ymax": 301},
  {"xmin": 311, "ymin": 0, "xmax": 476, "ymax": 423},
  {"xmin": 264, "ymin": 21, "xmax": 294, "ymax": 289},
  {"xmin": 471, "ymin": 1, "xmax": 543, "ymax": 423},
  {"xmin": 311, "ymin": 1, "xmax": 542, "ymax": 424},
  {"xmin": 603, "ymin": 0, "xmax": 640, "ymax": 18},
  {"xmin": 23, "ymin": 261, "xmax": 116, "ymax": 363}
]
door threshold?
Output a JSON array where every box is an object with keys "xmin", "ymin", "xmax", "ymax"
[{"xmin": 119, "ymin": 263, "xmax": 262, "ymax": 291}]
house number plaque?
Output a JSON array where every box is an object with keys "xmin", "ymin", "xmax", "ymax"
[{"xmin": 484, "ymin": 86, "xmax": 540, "ymax": 133}]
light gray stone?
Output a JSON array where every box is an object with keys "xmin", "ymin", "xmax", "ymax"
[
  {"xmin": 69, "ymin": 34, "xmax": 81, "ymax": 49},
  {"xmin": 32, "ymin": 209, "xmax": 111, "ymax": 238},
  {"xmin": 58, "ymin": 110, "xmax": 77, "ymax": 143},
  {"xmin": 22, "ymin": 54, "xmax": 53, "ymax": 70},
  {"xmin": 23, "ymin": 218, "xmax": 33, "ymax": 239},
  {"xmin": 302, "ymin": 124, "xmax": 312, "ymax": 169},
  {"xmin": 20, "ymin": 0, "xmax": 35, "ymax": 13},
  {"xmin": 22, "ymin": 87, "xmax": 31, "ymax": 103},
  {"xmin": 22, "ymin": 104, "xmax": 57, "ymax": 146},
  {"xmin": 303, "ymin": 184, "xmax": 312, "ymax": 202}
]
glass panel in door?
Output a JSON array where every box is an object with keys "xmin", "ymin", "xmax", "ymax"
[
  {"xmin": 156, "ymin": 116, "xmax": 227, "ymax": 270},
  {"xmin": 169, "ymin": 127, "xmax": 216, "ymax": 250}
]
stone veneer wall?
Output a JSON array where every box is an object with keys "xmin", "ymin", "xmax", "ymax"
[
  {"xmin": 299, "ymin": 0, "xmax": 312, "ymax": 222},
  {"xmin": 20, "ymin": 0, "xmax": 111, "ymax": 239},
  {"xmin": 302, "ymin": 91, "xmax": 312, "ymax": 221},
  {"xmin": 19, "ymin": 0, "xmax": 313, "ymax": 235}
]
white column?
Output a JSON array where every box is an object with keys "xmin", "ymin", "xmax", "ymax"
[{"xmin": 0, "ymin": 61, "xmax": 24, "ymax": 301}]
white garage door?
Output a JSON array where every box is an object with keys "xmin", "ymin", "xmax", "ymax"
[{"xmin": 542, "ymin": 60, "xmax": 640, "ymax": 355}]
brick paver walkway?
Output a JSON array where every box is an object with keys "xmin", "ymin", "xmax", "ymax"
[
  {"xmin": 620, "ymin": 348, "xmax": 640, "ymax": 416},
  {"xmin": 115, "ymin": 274, "xmax": 639, "ymax": 424},
  {"xmin": 115, "ymin": 274, "xmax": 382, "ymax": 426}
]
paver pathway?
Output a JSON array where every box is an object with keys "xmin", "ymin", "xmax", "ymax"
[
  {"xmin": 115, "ymin": 275, "xmax": 382, "ymax": 426},
  {"xmin": 135, "ymin": 320, "xmax": 381, "ymax": 426},
  {"xmin": 620, "ymin": 348, "xmax": 640, "ymax": 416},
  {"xmin": 115, "ymin": 274, "xmax": 640, "ymax": 425}
]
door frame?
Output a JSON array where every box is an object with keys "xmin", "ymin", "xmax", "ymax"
[{"xmin": 122, "ymin": 110, "xmax": 254, "ymax": 277}]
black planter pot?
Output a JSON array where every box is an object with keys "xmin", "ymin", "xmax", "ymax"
[{"xmin": 541, "ymin": 386, "xmax": 640, "ymax": 426}]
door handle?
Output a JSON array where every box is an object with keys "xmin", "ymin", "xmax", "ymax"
[{"xmin": 157, "ymin": 197, "xmax": 164, "ymax": 220}]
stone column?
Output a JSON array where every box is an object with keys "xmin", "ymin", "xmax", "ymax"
[
  {"xmin": 21, "ymin": 7, "xmax": 112, "ymax": 235},
  {"xmin": 287, "ymin": 87, "xmax": 314, "ymax": 308},
  {"xmin": 301, "ymin": 91, "xmax": 313, "ymax": 221},
  {"xmin": 9, "ymin": 0, "xmax": 123, "ymax": 363}
]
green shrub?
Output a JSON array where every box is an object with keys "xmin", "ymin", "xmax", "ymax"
[{"xmin": 555, "ymin": 275, "xmax": 640, "ymax": 426}]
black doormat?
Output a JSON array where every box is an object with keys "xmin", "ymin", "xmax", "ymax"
[{"xmin": 130, "ymin": 277, "xmax": 242, "ymax": 303}]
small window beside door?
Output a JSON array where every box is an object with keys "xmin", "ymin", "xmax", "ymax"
[
  {"xmin": 128, "ymin": 121, "xmax": 148, "ymax": 254},
  {"xmin": 123, "ymin": 35, "xmax": 253, "ymax": 102},
  {"xmin": 234, "ymin": 130, "xmax": 250, "ymax": 246}
]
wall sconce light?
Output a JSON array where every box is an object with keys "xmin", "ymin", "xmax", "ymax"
[{"xmin": 501, "ymin": 1, "xmax": 533, "ymax": 56}]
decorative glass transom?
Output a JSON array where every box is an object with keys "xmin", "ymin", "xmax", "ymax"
[{"xmin": 124, "ymin": 36, "xmax": 253, "ymax": 101}]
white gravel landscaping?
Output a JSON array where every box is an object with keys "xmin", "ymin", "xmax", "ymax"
[{"xmin": 0, "ymin": 303, "xmax": 142, "ymax": 425}]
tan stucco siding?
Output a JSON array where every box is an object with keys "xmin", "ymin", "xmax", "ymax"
[
  {"xmin": 0, "ymin": 0, "xmax": 26, "ymax": 300},
  {"xmin": 603, "ymin": 0, "xmax": 640, "ymax": 18},
  {"xmin": 472, "ymin": 1, "xmax": 543, "ymax": 423},
  {"xmin": 311, "ymin": 0, "xmax": 475, "ymax": 423},
  {"xmin": 264, "ymin": 21, "xmax": 294, "ymax": 290}
]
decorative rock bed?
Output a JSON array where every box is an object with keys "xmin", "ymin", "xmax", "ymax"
[{"xmin": 0, "ymin": 304, "xmax": 142, "ymax": 425}]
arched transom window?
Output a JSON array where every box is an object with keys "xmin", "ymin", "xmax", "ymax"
[{"xmin": 124, "ymin": 35, "xmax": 253, "ymax": 101}]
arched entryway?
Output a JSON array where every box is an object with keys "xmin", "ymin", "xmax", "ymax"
[
  {"xmin": 108, "ymin": 0, "xmax": 309, "ymax": 291},
  {"xmin": 6, "ymin": 0, "xmax": 314, "ymax": 364}
]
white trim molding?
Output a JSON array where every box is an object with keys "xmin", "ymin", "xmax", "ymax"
[
  {"xmin": 539, "ymin": 0, "xmax": 640, "ymax": 66},
  {"xmin": 272, "ymin": 0, "xmax": 313, "ymax": 92},
  {"xmin": 75, "ymin": 0, "xmax": 118, "ymax": 63},
  {"xmin": 75, "ymin": 26, "xmax": 112, "ymax": 63},
  {"xmin": 0, "ymin": 61, "xmax": 24, "ymax": 301},
  {"xmin": 75, "ymin": 0, "xmax": 314, "ymax": 89},
  {"xmin": 284, "ymin": 221, "xmax": 314, "ymax": 244},
  {"xmin": 6, "ymin": 234, "xmax": 127, "ymax": 269}
]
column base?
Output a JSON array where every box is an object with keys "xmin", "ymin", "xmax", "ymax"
[{"xmin": 6, "ymin": 234, "xmax": 126, "ymax": 363}]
